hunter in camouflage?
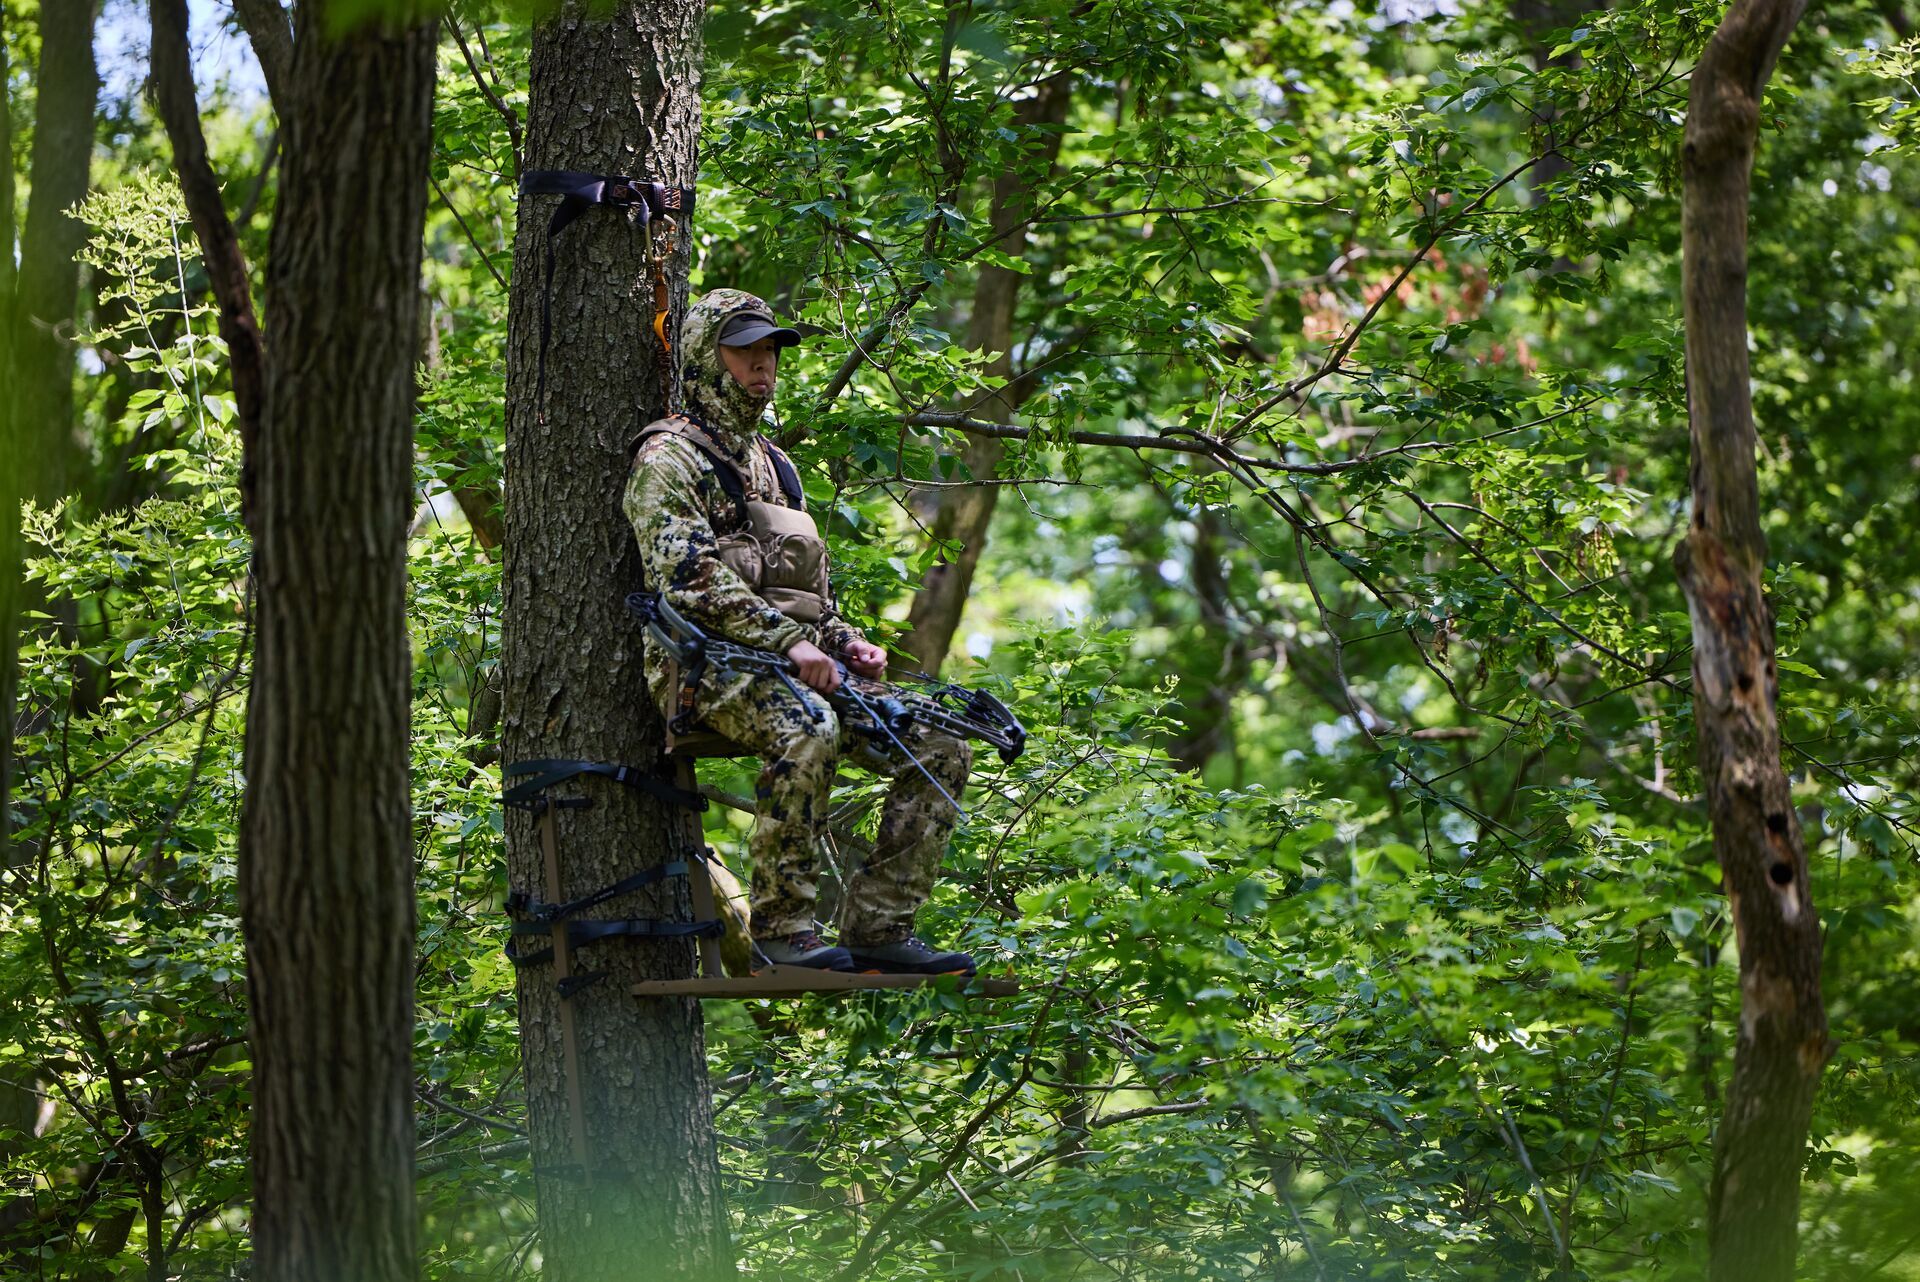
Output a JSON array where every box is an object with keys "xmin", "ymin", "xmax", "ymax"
[{"xmin": 622, "ymin": 289, "xmax": 976, "ymax": 975}]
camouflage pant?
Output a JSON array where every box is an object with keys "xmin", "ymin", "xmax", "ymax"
[{"xmin": 672, "ymin": 668, "xmax": 972, "ymax": 943}]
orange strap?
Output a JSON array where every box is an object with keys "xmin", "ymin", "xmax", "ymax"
[{"xmin": 650, "ymin": 215, "xmax": 679, "ymax": 408}]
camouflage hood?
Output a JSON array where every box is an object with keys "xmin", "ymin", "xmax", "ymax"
[{"xmin": 681, "ymin": 289, "xmax": 776, "ymax": 457}]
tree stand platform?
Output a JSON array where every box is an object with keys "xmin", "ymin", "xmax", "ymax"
[{"xmin": 504, "ymin": 757, "xmax": 1018, "ymax": 1004}]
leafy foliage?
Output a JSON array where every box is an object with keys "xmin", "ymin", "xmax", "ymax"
[{"xmin": 4, "ymin": 0, "xmax": 1919, "ymax": 1278}]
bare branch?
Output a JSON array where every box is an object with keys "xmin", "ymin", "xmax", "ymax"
[
  {"xmin": 1089, "ymin": 1099, "xmax": 1210, "ymax": 1129},
  {"xmin": 430, "ymin": 172, "xmax": 508, "ymax": 292},
  {"xmin": 230, "ymin": 0, "xmax": 294, "ymax": 112},
  {"xmin": 151, "ymin": 0, "xmax": 267, "ymax": 528}
]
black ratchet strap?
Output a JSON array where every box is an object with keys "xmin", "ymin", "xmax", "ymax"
[
  {"xmin": 506, "ymin": 859, "xmax": 695, "ymax": 923},
  {"xmin": 500, "ymin": 758, "xmax": 721, "ymax": 989},
  {"xmin": 518, "ymin": 170, "xmax": 697, "ymax": 419},
  {"xmin": 502, "ymin": 757, "xmax": 705, "ymax": 813},
  {"xmin": 507, "ymin": 917, "xmax": 726, "ymax": 981}
]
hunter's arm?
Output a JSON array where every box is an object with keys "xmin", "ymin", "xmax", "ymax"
[
  {"xmin": 624, "ymin": 436, "xmax": 810, "ymax": 655},
  {"xmin": 816, "ymin": 596, "xmax": 865, "ymax": 656}
]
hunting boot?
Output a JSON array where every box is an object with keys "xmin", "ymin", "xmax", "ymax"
[
  {"xmin": 846, "ymin": 936, "xmax": 976, "ymax": 977},
  {"xmin": 753, "ymin": 929, "xmax": 856, "ymax": 972}
]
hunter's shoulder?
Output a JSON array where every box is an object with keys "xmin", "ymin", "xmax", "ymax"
[
  {"xmin": 630, "ymin": 427, "xmax": 709, "ymax": 478},
  {"xmin": 632, "ymin": 417, "xmax": 702, "ymax": 457}
]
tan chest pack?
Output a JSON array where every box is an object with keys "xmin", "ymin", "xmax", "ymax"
[{"xmin": 631, "ymin": 416, "xmax": 831, "ymax": 624}]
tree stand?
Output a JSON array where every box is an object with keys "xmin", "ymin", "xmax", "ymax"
[{"xmin": 503, "ymin": 757, "xmax": 1017, "ymax": 1002}]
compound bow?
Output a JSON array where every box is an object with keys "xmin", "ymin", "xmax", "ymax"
[{"xmin": 626, "ymin": 592, "xmax": 1026, "ymax": 809}]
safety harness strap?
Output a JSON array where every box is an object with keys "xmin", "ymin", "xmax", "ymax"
[
  {"xmin": 763, "ymin": 440, "xmax": 806, "ymax": 508},
  {"xmin": 631, "ymin": 417, "xmax": 805, "ymax": 509},
  {"xmin": 503, "ymin": 757, "xmax": 705, "ymax": 812},
  {"xmin": 518, "ymin": 170, "xmax": 696, "ymax": 421}
]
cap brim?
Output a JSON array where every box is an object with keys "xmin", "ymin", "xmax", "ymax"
[{"xmin": 717, "ymin": 321, "xmax": 803, "ymax": 349}]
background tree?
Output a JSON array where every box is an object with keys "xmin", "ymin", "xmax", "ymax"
[
  {"xmin": 893, "ymin": 72, "xmax": 1072, "ymax": 676},
  {"xmin": 1676, "ymin": 1, "xmax": 1829, "ymax": 1276},
  {"xmin": 3, "ymin": 0, "xmax": 98, "ymax": 852},
  {"xmin": 0, "ymin": 0, "xmax": 98, "ymax": 1255},
  {"xmin": 226, "ymin": 0, "xmax": 437, "ymax": 1277}
]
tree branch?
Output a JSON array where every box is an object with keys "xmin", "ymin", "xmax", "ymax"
[
  {"xmin": 833, "ymin": 977, "xmax": 1065, "ymax": 1281},
  {"xmin": 429, "ymin": 172, "xmax": 508, "ymax": 292},
  {"xmin": 444, "ymin": 15, "xmax": 522, "ymax": 179},
  {"xmin": 230, "ymin": 0, "xmax": 295, "ymax": 112},
  {"xmin": 1089, "ymin": 1098, "xmax": 1210, "ymax": 1128},
  {"xmin": 150, "ymin": 0, "xmax": 267, "ymax": 528}
]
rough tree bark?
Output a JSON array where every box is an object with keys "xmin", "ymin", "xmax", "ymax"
[
  {"xmin": 501, "ymin": 2, "xmax": 733, "ymax": 1277},
  {"xmin": 895, "ymin": 76, "xmax": 1071, "ymax": 676},
  {"xmin": 236, "ymin": 3, "xmax": 436, "ymax": 1279},
  {"xmin": 1674, "ymin": 5, "xmax": 1829, "ymax": 1280}
]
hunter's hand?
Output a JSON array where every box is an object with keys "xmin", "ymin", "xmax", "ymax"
[
  {"xmin": 842, "ymin": 638, "xmax": 888, "ymax": 678},
  {"xmin": 787, "ymin": 639, "xmax": 842, "ymax": 694}
]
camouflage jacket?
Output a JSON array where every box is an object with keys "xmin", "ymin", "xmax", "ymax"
[{"xmin": 623, "ymin": 431, "xmax": 864, "ymax": 713}]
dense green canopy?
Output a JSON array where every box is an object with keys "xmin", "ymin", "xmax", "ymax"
[{"xmin": 5, "ymin": 0, "xmax": 1917, "ymax": 1276}]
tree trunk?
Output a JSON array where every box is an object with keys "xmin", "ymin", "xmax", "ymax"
[
  {"xmin": 11, "ymin": 0, "xmax": 97, "ymax": 507},
  {"xmin": 236, "ymin": 5, "xmax": 436, "ymax": 1279},
  {"xmin": 0, "ymin": 8, "xmax": 97, "ymax": 1207},
  {"xmin": 896, "ymin": 76, "xmax": 1071, "ymax": 676},
  {"xmin": 1674, "ymin": 6, "xmax": 1828, "ymax": 1280},
  {"xmin": 0, "ymin": 0, "xmax": 18, "ymax": 875},
  {"xmin": 0, "ymin": 4, "xmax": 13, "ymax": 322},
  {"xmin": 501, "ymin": 3, "xmax": 733, "ymax": 1278},
  {"xmin": 4, "ymin": 0, "xmax": 98, "ymax": 863},
  {"xmin": 1510, "ymin": 0, "xmax": 1583, "ymax": 200}
]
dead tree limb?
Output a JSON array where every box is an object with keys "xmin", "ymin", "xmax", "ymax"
[{"xmin": 1675, "ymin": 5, "xmax": 1829, "ymax": 1279}]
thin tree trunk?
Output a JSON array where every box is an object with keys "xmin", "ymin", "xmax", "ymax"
[
  {"xmin": 4, "ymin": 0, "xmax": 98, "ymax": 865},
  {"xmin": 148, "ymin": 0, "xmax": 268, "ymax": 527},
  {"xmin": 12, "ymin": 0, "xmax": 97, "ymax": 507},
  {"xmin": 450, "ymin": 474, "xmax": 504, "ymax": 554},
  {"xmin": 896, "ymin": 76, "xmax": 1071, "ymax": 676},
  {"xmin": 1674, "ymin": 5, "xmax": 1828, "ymax": 1279},
  {"xmin": 1, "ymin": 9, "xmax": 97, "ymax": 1205},
  {"xmin": 237, "ymin": 4, "xmax": 436, "ymax": 1279},
  {"xmin": 0, "ymin": 0, "xmax": 20, "ymax": 874},
  {"xmin": 1510, "ymin": 0, "xmax": 1583, "ymax": 199},
  {"xmin": 0, "ymin": 4, "xmax": 14, "ymax": 316},
  {"xmin": 502, "ymin": 2, "xmax": 732, "ymax": 1278}
]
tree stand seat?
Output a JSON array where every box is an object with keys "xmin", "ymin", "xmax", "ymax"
[{"xmin": 663, "ymin": 729, "xmax": 751, "ymax": 760}]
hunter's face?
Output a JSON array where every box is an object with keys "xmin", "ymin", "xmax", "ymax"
[{"xmin": 720, "ymin": 338, "xmax": 779, "ymax": 399}]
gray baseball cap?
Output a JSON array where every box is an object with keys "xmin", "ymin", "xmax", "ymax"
[{"xmin": 718, "ymin": 308, "xmax": 803, "ymax": 349}]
